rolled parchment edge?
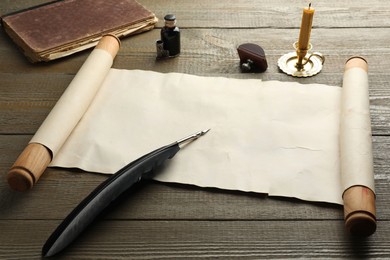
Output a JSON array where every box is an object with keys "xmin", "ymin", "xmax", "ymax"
[
  {"xmin": 7, "ymin": 35, "xmax": 120, "ymax": 192},
  {"xmin": 341, "ymin": 56, "xmax": 376, "ymax": 237}
]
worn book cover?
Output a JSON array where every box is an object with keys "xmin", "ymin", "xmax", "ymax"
[{"xmin": 1, "ymin": 0, "xmax": 157, "ymax": 62}]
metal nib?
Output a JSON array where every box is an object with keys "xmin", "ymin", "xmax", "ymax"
[{"xmin": 177, "ymin": 129, "xmax": 210, "ymax": 147}]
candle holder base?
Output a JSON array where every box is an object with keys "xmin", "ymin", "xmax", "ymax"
[{"xmin": 278, "ymin": 51, "xmax": 325, "ymax": 78}]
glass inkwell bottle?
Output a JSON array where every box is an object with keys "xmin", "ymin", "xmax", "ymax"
[{"xmin": 156, "ymin": 14, "xmax": 180, "ymax": 59}]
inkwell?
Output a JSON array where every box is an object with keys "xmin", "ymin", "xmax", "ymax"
[{"xmin": 156, "ymin": 14, "xmax": 180, "ymax": 59}]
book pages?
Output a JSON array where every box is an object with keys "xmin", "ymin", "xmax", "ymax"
[{"xmin": 2, "ymin": 0, "xmax": 157, "ymax": 62}]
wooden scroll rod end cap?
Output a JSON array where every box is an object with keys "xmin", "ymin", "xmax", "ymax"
[
  {"xmin": 7, "ymin": 143, "xmax": 52, "ymax": 192},
  {"xmin": 343, "ymin": 186, "xmax": 376, "ymax": 237},
  {"xmin": 345, "ymin": 212, "xmax": 376, "ymax": 238},
  {"xmin": 96, "ymin": 35, "xmax": 121, "ymax": 59},
  {"xmin": 7, "ymin": 167, "xmax": 35, "ymax": 192},
  {"xmin": 345, "ymin": 56, "xmax": 368, "ymax": 72}
]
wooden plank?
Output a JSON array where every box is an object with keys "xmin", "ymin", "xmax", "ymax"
[
  {"xmin": 1, "ymin": 0, "xmax": 390, "ymax": 28},
  {"xmin": 140, "ymin": 0, "xmax": 390, "ymax": 28},
  {"xmin": 1, "ymin": 135, "xmax": 389, "ymax": 221},
  {"xmin": 1, "ymin": 28, "xmax": 390, "ymax": 135},
  {"xmin": 1, "ymin": 27, "xmax": 389, "ymax": 80},
  {"xmin": 2, "ymin": 27, "xmax": 390, "ymax": 74},
  {"xmin": 0, "ymin": 219, "xmax": 389, "ymax": 259}
]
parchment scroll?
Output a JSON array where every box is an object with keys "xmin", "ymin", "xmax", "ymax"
[{"xmin": 16, "ymin": 50, "xmax": 375, "ymax": 206}]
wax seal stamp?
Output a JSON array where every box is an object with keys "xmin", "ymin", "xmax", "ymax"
[{"xmin": 237, "ymin": 43, "xmax": 268, "ymax": 73}]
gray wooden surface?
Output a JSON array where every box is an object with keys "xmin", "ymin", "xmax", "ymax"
[{"xmin": 1, "ymin": 0, "xmax": 389, "ymax": 259}]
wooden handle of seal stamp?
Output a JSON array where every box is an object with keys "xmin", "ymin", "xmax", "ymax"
[
  {"xmin": 7, "ymin": 35, "xmax": 121, "ymax": 192},
  {"xmin": 342, "ymin": 57, "xmax": 376, "ymax": 236}
]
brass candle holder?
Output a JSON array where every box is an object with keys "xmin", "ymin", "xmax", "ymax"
[{"xmin": 278, "ymin": 41, "xmax": 325, "ymax": 77}]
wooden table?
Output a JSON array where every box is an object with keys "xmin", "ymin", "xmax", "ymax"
[{"xmin": 1, "ymin": 1, "xmax": 389, "ymax": 258}]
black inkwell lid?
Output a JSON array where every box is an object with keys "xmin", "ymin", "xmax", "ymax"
[{"xmin": 164, "ymin": 14, "xmax": 176, "ymax": 21}]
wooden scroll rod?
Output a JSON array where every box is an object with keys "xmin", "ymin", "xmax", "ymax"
[
  {"xmin": 342, "ymin": 57, "xmax": 376, "ymax": 237},
  {"xmin": 7, "ymin": 35, "xmax": 120, "ymax": 191}
]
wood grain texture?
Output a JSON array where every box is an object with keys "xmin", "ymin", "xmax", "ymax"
[
  {"xmin": 0, "ymin": 220, "xmax": 389, "ymax": 259},
  {"xmin": 1, "ymin": 0, "xmax": 389, "ymax": 258}
]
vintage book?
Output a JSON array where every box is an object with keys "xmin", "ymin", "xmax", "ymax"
[{"xmin": 1, "ymin": 0, "xmax": 157, "ymax": 62}]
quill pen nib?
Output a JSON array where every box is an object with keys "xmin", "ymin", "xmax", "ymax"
[{"xmin": 177, "ymin": 129, "xmax": 210, "ymax": 147}]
